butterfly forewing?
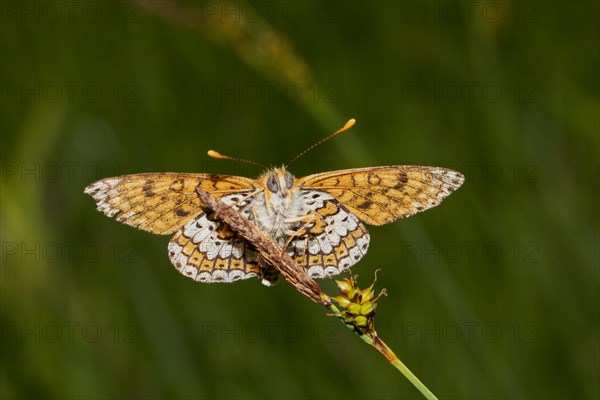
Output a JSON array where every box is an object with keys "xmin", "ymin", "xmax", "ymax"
[
  {"xmin": 297, "ymin": 166, "xmax": 464, "ymax": 226},
  {"xmin": 84, "ymin": 173, "xmax": 257, "ymax": 234}
]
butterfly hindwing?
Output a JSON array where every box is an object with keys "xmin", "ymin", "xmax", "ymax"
[
  {"xmin": 84, "ymin": 173, "xmax": 257, "ymax": 234},
  {"xmin": 296, "ymin": 166, "xmax": 464, "ymax": 226},
  {"xmin": 168, "ymin": 194, "xmax": 262, "ymax": 283},
  {"xmin": 287, "ymin": 190, "xmax": 370, "ymax": 279}
]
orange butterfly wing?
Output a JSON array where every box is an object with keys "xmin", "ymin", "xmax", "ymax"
[
  {"xmin": 84, "ymin": 173, "xmax": 258, "ymax": 234},
  {"xmin": 296, "ymin": 166, "xmax": 464, "ymax": 226}
]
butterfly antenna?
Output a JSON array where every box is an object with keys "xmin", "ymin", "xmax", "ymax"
[
  {"xmin": 207, "ymin": 150, "xmax": 267, "ymax": 169},
  {"xmin": 286, "ymin": 118, "xmax": 356, "ymax": 167}
]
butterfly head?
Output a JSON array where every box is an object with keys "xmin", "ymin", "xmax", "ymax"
[{"xmin": 262, "ymin": 167, "xmax": 295, "ymax": 198}]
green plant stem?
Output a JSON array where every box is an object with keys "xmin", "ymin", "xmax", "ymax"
[
  {"xmin": 363, "ymin": 330, "xmax": 438, "ymax": 400},
  {"xmin": 325, "ymin": 299, "xmax": 438, "ymax": 400}
]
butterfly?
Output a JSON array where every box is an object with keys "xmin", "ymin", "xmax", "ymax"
[{"xmin": 84, "ymin": 119, "xmax": 464, "ymax": 286}]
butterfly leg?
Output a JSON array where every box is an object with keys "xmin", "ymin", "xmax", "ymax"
[
  {"xmin": 227, "ymin": 189, "xmax": 261, "ymax": 217},
  {"xmin": 281, "ymin": 212, "xmax": 321, "ymax": 255},
  {"xmin": 284, "ymin": 212, "xmax": 320, "ymax": 227},
  {"xmin": 250, "ymin": 205, "xmax": 261, "ymax": 225},
  {"xmin": 235, "ymin": 188, "xmax": 262, "ymax": 205}
]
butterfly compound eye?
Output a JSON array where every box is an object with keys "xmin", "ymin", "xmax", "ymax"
[
  {"xmin": 267, "ymin": 174, "xmax": 278, "ymax": 192},
  {"xmin": 284, "ymin": 172, "xmax": 294, "ymax": 188}
]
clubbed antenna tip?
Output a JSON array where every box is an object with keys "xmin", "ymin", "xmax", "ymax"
[{"xmin": 286, "ymin": 118, "xmax": 356, "ymax": 167}]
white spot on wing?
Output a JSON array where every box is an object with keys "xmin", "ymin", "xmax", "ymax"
[
  {"xmin": 182, "ymin": 264, "xmax": 198, "ymax": 279},
  {"xmin": 308, "ymin": 265, "xmax": 325, "ymax": 278}
]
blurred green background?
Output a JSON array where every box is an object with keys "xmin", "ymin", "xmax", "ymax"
[{"xmin": 1, "ymin": 1, "xmax": 598, "ymax": 398}]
